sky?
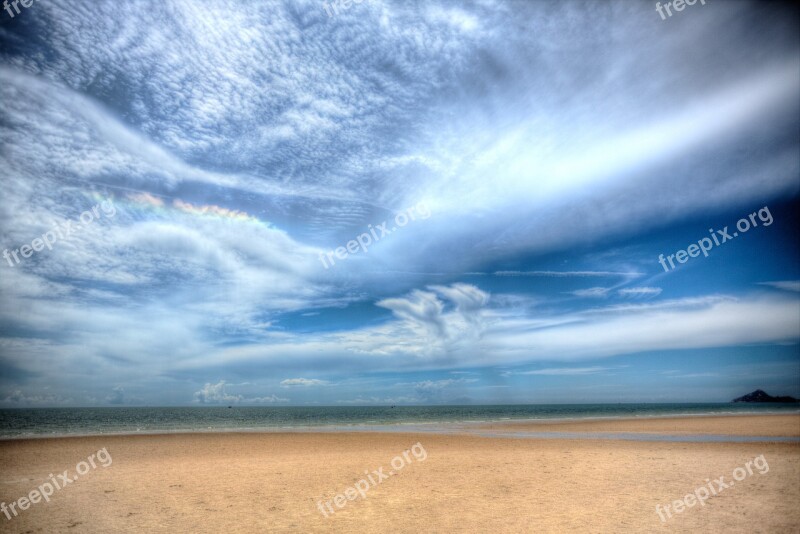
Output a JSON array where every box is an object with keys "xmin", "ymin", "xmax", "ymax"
[{"xmin": 0, "ymin": 0, "xmax": 798, "ymax": 407}]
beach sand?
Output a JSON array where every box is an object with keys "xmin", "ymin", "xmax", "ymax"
[{"xmin": 1, "ymin": 415, "xmax": 798, "ymax": 533}]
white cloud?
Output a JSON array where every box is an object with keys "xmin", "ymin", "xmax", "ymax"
[
  {"xmin": 175, "ymin": 290, "xmax": 800, "ymax": 373},
  {"xmin": 487, "ymin": 294, "xmax": 799, "ymax": 363},
  {"xmin": 249, "ymin": 394, "xmax": 291, "ymax": 404},
  {"xmin": 759, "ymin": 281, "xmax": 800, "ymax": 292},
  {"xmin": 336, "ymin": 396, "xmax": 420, "ymax": 405},
  {"xmin": 517, "ymin": 367, "xmax": 614, "ymax": 376},
  {"xmin": 402, "ymin": 378, "xmax": 479, "ymax": 389},
  {"xmin": 280, "ymin": 378, "xmax": 328, "ymax": 387},
  {"xmin": 618, "ymin": 287, "xmax": 662, "ymax": 297},
  {"xmin": 193, "ymin": 381, "xmax": 243, "ymax": 404},
  {"xmin": 193, "ymin": 381, "xmax": 288, "ymax": 404},
  {"xmin": 407, "ymin": 378, "xmax": 478, "ymax": 402},
  {"xmin": 570, "ymin": 287, "xmax": 611, "ymax": 298},
  {"xmin": 496, "ymin": 271, "xmax": 643, "ymax": 278},
  {"xmin": 376, "ymin": 284, "xmax": 490, "ymax": 346}
]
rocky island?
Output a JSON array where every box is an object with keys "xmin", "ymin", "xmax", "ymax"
[{"xmin": 732, "ymin": 389, "xmax": 799, "ymax": 403}]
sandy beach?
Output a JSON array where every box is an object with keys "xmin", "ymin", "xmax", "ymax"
[{"xmin": 1, "ymin": 415, "xmax": 798, "ymax": 533}]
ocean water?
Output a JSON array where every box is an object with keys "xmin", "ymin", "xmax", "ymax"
[{"xmin": 1, "ymin": 403, "xmax": 798, "ymax": 439}]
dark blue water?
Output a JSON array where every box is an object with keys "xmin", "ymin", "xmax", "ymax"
[{"xmin": 1, "ymin": 403, "xmax": 798, "ymax": 439}]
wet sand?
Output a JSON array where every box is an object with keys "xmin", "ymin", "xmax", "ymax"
[{"xmin": 475, "ymin": 413, "xmax": 800, "ymax": 437}]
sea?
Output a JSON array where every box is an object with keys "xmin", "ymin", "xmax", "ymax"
[{"xmin": 1, "ymin": 403, "xmax": 798, "ymax": 439}]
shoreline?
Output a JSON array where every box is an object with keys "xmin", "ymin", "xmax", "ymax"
[{"xmin": 2, "ymin": 412, "xmax": 798, "ymax": 442}]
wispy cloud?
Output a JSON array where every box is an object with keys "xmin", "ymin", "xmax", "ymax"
[
  {"xmin": 570, "ymin": 287, "xmax": 612, "ymax": 298},
  {"xmin": 618, "ymin": 287, "xmax": 663, "ymax": 297},
  {"xmin": 517, "ymin": 367, "xmax": 616, "ymax": 376},
  {"xmin": 280, "ymin": 378, "xmax": 329, "ymax": 387},
  {"xmin": 663, "ymin": 372, "xmax": 720, "ymax": 379},
  {"xmin": 759, "ymin": 281, "xmax": 800, "ymax": 292},
  {"xmin": 496, "ymin": 271, "xmax": 643, "ymax": 278}
]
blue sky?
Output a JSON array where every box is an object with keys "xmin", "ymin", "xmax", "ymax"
[{"xmin": 0, "ymin": 0, "xmax": 798, "ymax": 406}]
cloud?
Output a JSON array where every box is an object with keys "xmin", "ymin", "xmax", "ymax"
[
  {"xmin": 376, "ymin": 283, "xmax": 490, "ymax": 344},
  {"xmin": 759, "ymin": 281, "xmax": 800, "ymax": 292},
  {"xmin": 410, "ymin": 378, "xmax": 478, "ymax": 403},
  {"xmin": 496, "ymin": 271, "xmax": 642, "ymax": 278},
  {"xmin": 403, "ymin": 378, "xmax": 479, "ymax": 389},
  {"xmin": 249, "ymin": 394, "xmax": 291, "ymax": 404},
  {"xmin": 517, "ymin": 367, "xmax": 614, "ymax": 376},
  {"xmin": 336, "ymin": 396, "xmax": 421, "ymax": 405},
  {"xmin": 193, "ymin": 381, "xmax": 288, "ymax": 404},
  {"xmin": 280, "ymin": 378, "xmax": 328, "ymax": 387},
  {"xmin": 570, "ymin": 287, "xmax": 611, "ymax": 298},
  {"xmin": 1, "ymin": 389, "xmax": 72, "ymax": 406},
  {"xmin": 172, "ymin": 199, "xmax": 259, "ymax": 223},
  {"xmin": 663, "ymin": 372, "xmax": 720, "ymax": 379},
  {"xmin": 172, "ymin": 288, "xmax": 800, "ymax": 377},
  {"xmin": 363, "ymin": 377, "xmax": 481, "ymax": 404},
  {"xmin": 486, "ymin": 294, "xmax": 799, "ymax": 363},
  {"xmin": 193, "ymin": 381, "xmax": 243, "ymax": 404},
  {"xmin": 105, "ymin": 386, "xmax": 125, "ymax": 405},
  {"xmin": 618, "ymin": 287, "xmax": 663, "ymax": 297},
  {"xmin": 429, "ymin": 283, "xmax": 490, "ymax": 311},
  {"xmin": 377, "ymin": 289, "xmax": 448, "ymax": 338},
  {"xmin": 311, "ymin": 379, "xmax": 482, "ymax": 407},
  {"xmin": 127, "ymin": 192, "xmax": 165, "ymax": 208}
]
